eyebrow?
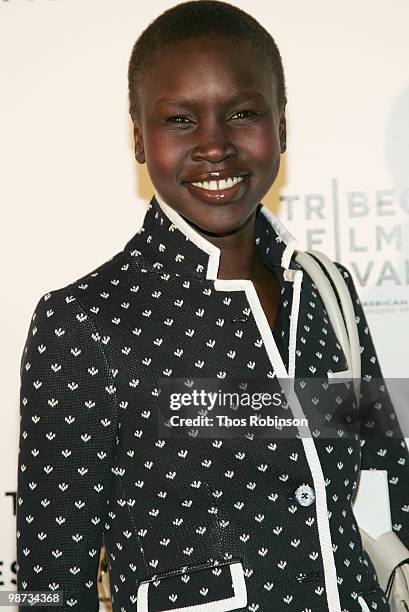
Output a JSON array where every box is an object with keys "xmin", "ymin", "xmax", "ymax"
[{"xmin": 154, "ymin": 91, "xmax": 267, "ymax": 108}]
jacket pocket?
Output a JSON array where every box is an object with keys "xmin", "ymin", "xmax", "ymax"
[
  {"xmin": 357, "ymin": 586, "xmax": 389, "ymax": 612},
  {"xmin": 327, "ymin": 367, "xmax": 352, "ymax": 382},
  {"xmin": 136, "ymin": 558, "xmax": 247, "ymax": 611}
]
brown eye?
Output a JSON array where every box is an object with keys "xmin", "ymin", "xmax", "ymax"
[
  {"xmin": 231, "ymin": 110, "xmax": 258, "ymax": 120},
  {"xmin": 166, "ymin": 115, "xmax": 190, "ymax": 123}
]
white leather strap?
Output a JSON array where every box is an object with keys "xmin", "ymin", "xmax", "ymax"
[
  {"xmin": 360, "ymin": 527, "xmax": 409, "ymax": 592},
  {"xmin": 294, "ymin": 250, "xmax": 361, "ymax": 401},
  {"xmin": 293, "ymin": 251, "xmax": 352, "ymax": 369},
  {"xmin": 307, "ymin": 250, "xmax": 361, "ymax": 382}
]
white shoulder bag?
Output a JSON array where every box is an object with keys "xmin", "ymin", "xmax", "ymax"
[{"xmin": 294, "ymin": 249, "xmax": 409, "ymax": 612}]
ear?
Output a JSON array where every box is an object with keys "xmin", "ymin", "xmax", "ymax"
[
  {"xmin": 279, "ymin": 111, "xmax": 287, "ymax": 154},
  {"xmin": 133, "ymin": 120, "xmax": 146, "ymax": 164}
]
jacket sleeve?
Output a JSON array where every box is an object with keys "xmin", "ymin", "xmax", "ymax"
[
  {"xmin": 334, "ymin": 262, "xmax": 409, "ymax": 549},
  {"xmin": 16, "ymin": 290, "xmax": 118, "ymax": 611}
]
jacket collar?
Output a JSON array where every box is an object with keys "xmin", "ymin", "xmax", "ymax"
[{"xmin": 124, "ymin": 191, "xmax": 297, "ymax": 280}]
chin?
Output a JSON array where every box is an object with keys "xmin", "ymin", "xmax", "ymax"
[{"xmin": 185, "ymin": 204, "xmax": 253, "ymax": 237}]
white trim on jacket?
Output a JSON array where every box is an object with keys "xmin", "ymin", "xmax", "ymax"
[{"xmin": 154, "ymin": 190, "xmax": 342, "ymax": 612}]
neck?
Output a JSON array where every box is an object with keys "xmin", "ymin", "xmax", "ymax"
[
  {"xmin": 182, "ymin": 209, "xmax": 264, "ymax": 280},
  {"xmin": 131, "ymin": 192, "xmax": 298, "ymax": 281}
]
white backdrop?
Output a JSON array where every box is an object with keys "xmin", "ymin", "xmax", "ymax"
[{"xmin": 1, "ymin": 0, "xmax": 408, "ymax": 606}]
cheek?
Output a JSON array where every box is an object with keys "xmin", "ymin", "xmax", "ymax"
[
  {"xmin": 144, "ymin": 131, "xmax": 185, "ymax": 177},
  {"xmin": 242, "ymin": 124, "xmax": 280, "ymax": 164}
]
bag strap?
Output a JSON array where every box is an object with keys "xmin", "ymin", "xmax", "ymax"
[
  {"xmin": 293, "ymin": 249, "xmax": 361, "ymax": 400},
  {"xmin": 306, "ymin": 250, "xmax": 361, "ymax": 382},
  {"xmin": 293, "ymin": 250, "xmax": 353, "ymax": 372},
  {"xmin": 294, "ymin": 249, "xmax": 409, "ymax": 599},
  {"xmin": 359, "ymin": 527, "xmax": 409, "ymax": 593}
]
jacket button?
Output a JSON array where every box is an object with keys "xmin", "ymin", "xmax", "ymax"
[{"xmin": 294, "ymin": 484, "xmax": 315, "ymax": 507}]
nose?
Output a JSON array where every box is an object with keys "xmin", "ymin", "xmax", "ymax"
[{"xmin": 190, "ymin": 119, "xmax": 238, "ymax": 163}]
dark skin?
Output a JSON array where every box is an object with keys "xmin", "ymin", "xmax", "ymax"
[{"xmin": 132, "ymin": 34, "xmax": 287, "ymax": 330}]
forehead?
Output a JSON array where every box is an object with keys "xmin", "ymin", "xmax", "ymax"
[{"xmin": 141, "ymin": 35, "xmax": 275, "ymax": 109}]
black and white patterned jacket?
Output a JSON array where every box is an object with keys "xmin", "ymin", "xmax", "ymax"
[{"xmin": 16, "ymin": 193, "xmax": 409, "ymax": 612}]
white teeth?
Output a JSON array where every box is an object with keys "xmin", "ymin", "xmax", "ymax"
[{"xmin": 191, "ymin": 176, "xmax": 244, "ymax": 190}]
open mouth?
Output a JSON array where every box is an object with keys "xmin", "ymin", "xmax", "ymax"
[
  {"xmin": 190, "ymin": 176, "xmax": 245, "ymax": 191},
  {"xmin": 184, "ymin": 175, "xmax": 250, "ymax": 203}
]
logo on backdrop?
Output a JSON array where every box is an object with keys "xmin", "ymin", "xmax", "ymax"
[
  {"xmin": 280, "ymin": 177, "xmax": 409, "ymax": 316},
  {"xmin": 2, "ymin": 491, "xmax": 17, "ymax": 586}
]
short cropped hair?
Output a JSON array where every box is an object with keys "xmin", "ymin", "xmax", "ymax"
[{"xmin": 128, "ymin": 0, "xmax": 287, "ymax": 120}]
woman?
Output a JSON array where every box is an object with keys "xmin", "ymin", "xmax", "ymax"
[{"xmin": 16, "ymin": 2, "xmax": 409, "ymax": 610}]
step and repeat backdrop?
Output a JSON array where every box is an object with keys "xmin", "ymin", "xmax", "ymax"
[{"xmin": 1, "ymin": 0, "xmax": 408, "ymax": 608}]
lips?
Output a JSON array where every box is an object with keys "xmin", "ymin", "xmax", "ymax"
[
  {"xmin": 181, "ymin": 169, "xmax": 251, "ymax": 203},
  {"xmin": 183, "ymin": 172, "xmax": 250, "ymax": 204},
  {"xmin": 190, "ymin": 175, "xmax": 245, "ymax": 191},
  {"xmin": 181, "ymin": 169, "xmax": 250, "ymax": 184}
]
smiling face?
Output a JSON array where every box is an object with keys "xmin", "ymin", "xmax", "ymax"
[{"xmin": 133, "ymin": 34, "xmax": 286, "ymax": 235}]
